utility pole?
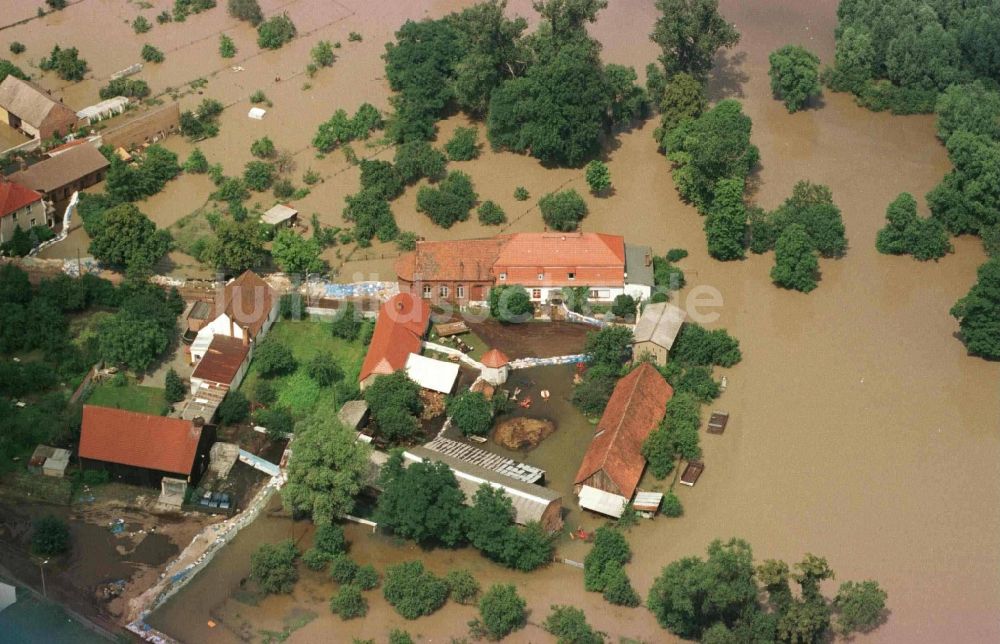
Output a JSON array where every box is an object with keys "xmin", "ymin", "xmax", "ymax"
[{"xmin": 39, "ymin": 559, "xmax": 48, "ymax": 599}]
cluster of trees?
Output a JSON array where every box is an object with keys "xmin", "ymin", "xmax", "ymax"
[
  {"xmin": 383, "ymin": 0, "xmax": 648, "ymax": 166},
  {"xmin": 374, "ymin": 452, "xmax": 555, "ymax": 571},
  {"xmin": 257, "ymin": 13, "xmax": 296, "ymax": 50},
  {"xmin": 172, "ymin": 0, "xmax": 216, "ymax": 22},
  {"xmin": 444, "ymin": 126, "xmax": 480, "ymax": 161},
  {"xmin": 105, "ymin": 144, "xmax": 182, "ymax": 203},
  {"xmin": 312, "ymin": 104, "xmax": 382, "ymax": 152},
  {"xmin": 951, "ymin": 258, "xmax": 1000, "ymax": 360},
  {"xmin": 416, "ymin": 170, "xmax": 478, "ymax": 228},
  {"xmin": 447, "ymin": 390, "xmax": 493, "ymax": 436},
  {"xmin": 876, "ymin": 192, "xmax": 952, "ymax": 261},
  {"xmin": 584, "ymin": 527, "xmax": 641, "ymax": 607},
  {"xmin": 180, "ymin": 98, "xmax": 224, "ymax": 140},
  {"xmin": 0, "ymin": 59, "xmax": 27, "ymax": 83},
  {"xmin": 85, "ymin": 202, "xmax": 172, "ymax": 273},
  {"xmin": 99, "ymin": 77, "xmax": 150, "ymax": 100},
  {"xmin": 227, "ymin": 0, "xmax": 262, "ymax": 25},
  {"xmin": 572, "ymin": 325, "xmax": 634, "ymax": 416},
  {"xmin": 768, "ymin": 45, "xmax": 821, "ymax": 112},
  {"xmin": 822, "ymin": 0, "xmax": 1000, "ymax": 114},
  {"xmin": 95, "ymin": 279, "xmax": 184, "ymax": 371},
  {"xmin": 39, "ymin": 45, "xmax": 87, "ymax": 81},
  {"xmin": 747, "ymin": 181, "xmax": 847, "ymax": 293},
  {"xmin": 647, "ymin": 538, "xmax": 888, "ymax": 642},
  {"xmin": 470, "ymin": 583, "xmax": 527, "ymax": 640},
  {"xmin": 488, "ymin": 284, "xmax": 533, "ymax": 323},
  {"xmin": 363, "ymin": 371, "xmax": 422, "ymax": 443}
]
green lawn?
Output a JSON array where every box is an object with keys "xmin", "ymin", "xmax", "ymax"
[
  {"xmin": 87, "ymin": 382, "xmax": 167, "ymax": 415},
  {"xmin": 240, "ymin": 318, "xmax": 366, "ymax": 418}
]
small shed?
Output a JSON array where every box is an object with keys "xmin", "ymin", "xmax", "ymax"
[
  {"xmin": 404, "ymin": 353, "xmax": 460, "ymax": 394},
  {"xmin": 633, "ymin": 490, "xmax": 663, "ymax": 515},
  {"xmin": 479, "ymin": 348, "xmax": 510, "ymax": 386},
  {"xmin": 261, "ymin": 203, "xmax": 298, "ymax": 227},
  {"xmin": 338, "ymin": 400, "xmax": 370, "ymax": 432},
  {"xmin": 247, "ymin": 107, "xmax": 266, "ymax": 120},
  {"xmin": 578, "ymin": 485, "xmax": 627, "ymax": 518},
  {"xmin": 29, "ymin": 445, "xmax": 70, "ymax": 478},
  {"xmin": 632, "ymin": 302, "xmax": 688, "ymax": 366}
]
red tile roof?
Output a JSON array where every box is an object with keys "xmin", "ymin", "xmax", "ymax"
[
  {"xmin": 220, "ymin": 270, "xmax": 275, "ymax": 339},
  {"xmin": 574, "ymin": 362, "xmax": 673, "ymax": 499},
  {"xmin": 0, "ymin": 179, "xmax": 42, "ymax": 218},
  {"xmin": 494, "ymin": 232, "xmax": 625, "ymax": 268},
  {"xmin": 395, "ymin": 237, "xmax": 507, "ymax": 282},
  {"xmin": 192, "ymin": 335, "xmax": 250, "ymax": 386},
  {"xmin": 359, "ymin": 293, "xmax": 430, "ymax": 383},
  {"xmin": 79, "ymin": 405, "xmax": 202, "ymax": 476},
  {"xmin": 480, "ymin": 348, "xmax": 510, "ymax": 368}
]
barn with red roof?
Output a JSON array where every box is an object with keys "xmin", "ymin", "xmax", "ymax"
[{"xmin": 359, "ymin": 293, "xmax": 431, "ymax": 389}]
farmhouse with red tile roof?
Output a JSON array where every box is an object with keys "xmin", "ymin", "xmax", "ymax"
[
  {"xmin": 396, "ymin": 232, "xmax": 653, "ymax": 305},
  {"xmin": 359, "ymin": 293, "xmax": 431, "ymax": 389},
  {"xmin": 0, "ymin": 178, "xmax": 47, "ymax": 244},
  {"xmin": 574, "ymin": 362, "xmax": 672, "ymax": 502}
]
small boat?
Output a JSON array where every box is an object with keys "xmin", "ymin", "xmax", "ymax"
[
  {"xmin": 518, "ymin": 396, "xmax": 533, "ymax": 408},
  {"xmin": 720, "ymin": 376, "xmax": 728, "ymax": 392}
]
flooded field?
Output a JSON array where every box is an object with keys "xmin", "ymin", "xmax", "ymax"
[{"xmin": 4, "ymin": 0, "xmax": 998, "ymax": 641}]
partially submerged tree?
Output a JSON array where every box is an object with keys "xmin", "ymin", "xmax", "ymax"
[
  {"xmin": 768, "ymin": 45, "xmax": 822, "ymax": 112},
  {"xmin": 250, "ymin": 540, "xmax": 299, "ymax": 594},
  {"xmin": 375, "ymin": 452, "xmax": 467, "ymax": 546},
  {"xmin": 650, "ymin": 0, "xmax": 739, "ymax": 81}
]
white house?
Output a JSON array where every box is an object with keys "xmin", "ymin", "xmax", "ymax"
[{"xmin": 190, "ymin": 270, "xmax": 279, "ymax": 362}]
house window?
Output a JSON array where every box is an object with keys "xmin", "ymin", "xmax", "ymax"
[
  {"xmin": 568, "ymin": 272, "xmax": 575, "ymax": 280},
  {"xmin": 589, "ymin": 290, "xmax": 600, "ymax": 299},
  {"xmin": 439, "ymin": 285, "xmax": 449, "ymax": 298},
  {"xmin": 422, "ymin": 285, "xmax": 431, "ymax": 298},
  {"xmin": 532, "ymin": 288, "xmax": 542, "ymax": 299},
  {"xmin": 456, "ymin": 284, "xmax": 465, "ymax": 299},
  {"xmin": 498, "ymin": 272, "xmax": 507, "ymax": 281},
  {"xmin": 537, "ymin": 273, "xmax": 544, "ymax": 280}
]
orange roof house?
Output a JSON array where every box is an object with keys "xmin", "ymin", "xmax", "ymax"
[
  {"xmin": 0, "ymin": 178, "xmax": 47, "ymax": 245},
  {"xmin": 79, "ymin": 405, "xmax": 214, "ymax": 485},
  {"xmin": 493, "ymin": 232, "xmax": 625, "ymax": 287},
  {"xmin": 574, "ymin": 362, "xmax": 673, "ymax": 501},
  {"xmin": 359, "ymin": 293, "xmax": 431, "ymax": 388},
  {"xmin": 191, "ymin": 335, "xmax": 250, "ymax": 389},
  {"xmin": 220, "ymin": 270, "xmax": 277, "ymax": 338}
]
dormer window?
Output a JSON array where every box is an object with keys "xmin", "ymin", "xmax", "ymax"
[
  {"xmin": 499, "ymin": 272, "xmax": 507, "ymax": 280},
  {"xmin": 568, "ymin": 272, "xmax": 575, "ymax": 280},
  {"xmin": 537, "ymin": 273, "xmax": 544, "ymax": 280}
]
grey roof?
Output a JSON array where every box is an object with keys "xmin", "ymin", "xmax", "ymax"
[
  {"xmin": 337, "ymin": 400, "xmax": 370, "ymax": 430},
  {"xmin": 624, "ymin": 243, "xmax": 654, "ymax": 286},
  {"xmin": 8, "ymin": 143, "xmax": 108, "ymax": 193},
  {"xmin": 404, "ymin": 446, "xmax": 561, "ymax": 526},
  {"xmin": 261, "ymin": 203, "xmax": 298, "ymax": 225},
  {"xmin": 633, "ymin": 302, "xmax": 687, "ymax": 350},
  {"xmin": 0, "ymin": 76, "xmax": 76, "ymax": 129}
]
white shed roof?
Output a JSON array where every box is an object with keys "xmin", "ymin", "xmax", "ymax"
[
  {"xmin": 405, "ymin": 353, "xmax": 459, "ymax": 394},
  {"xmin": 578, "ymin": 485, "xmax": 627, "ymax": 518},
  {"xmin": 633, "ymin": 302, "xmax": 687, "ymax": 350},
  {"xmin": 248, "ymin": 107, "xmax": 266, "ymax": 120},
  {"xmin": 261, "ymin": 203, "xmax": 298, "ymax": 225}
]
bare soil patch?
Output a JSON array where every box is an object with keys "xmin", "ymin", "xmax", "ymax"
[
  {"xmin": 467, "ymin": 320, "xmax": 590, "ymax": 359},
  {"xmin": 491, "ymin": 417, "xmax": 556, "ymax": 451}
]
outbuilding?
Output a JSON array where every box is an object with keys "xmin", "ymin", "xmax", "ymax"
[
  {"xmin": 261, "ymin": 203, "xmax": 298, "ymax": 227},
  {"xmin": 404, "ymin": 352, "xmax": 460, "ymax": 394},
  {"xmin": 632, "ymin": 302, "xmax": 687, "ymax": 366},
  {"xmin": 0, "ymin": 76, "xmax": 79, "ymax": 141},
  {"xmin": 479, "ymin": 348, "xmax": 510, "ymax": 385}
]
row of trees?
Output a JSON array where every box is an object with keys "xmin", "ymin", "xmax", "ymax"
[
  {"xmin": 383, "ymin": 0, "xmax": 649, "ymax": 166},
  {"xmin": 374, "ymin": 451, "xmax": 555, "ymax": 571}
]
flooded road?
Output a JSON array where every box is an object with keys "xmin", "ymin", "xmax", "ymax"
[{"xmin": 5, "ymin": 0, "xmax": 997, "ymax": 641}]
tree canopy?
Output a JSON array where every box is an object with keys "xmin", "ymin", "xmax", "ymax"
[
  {"xmin": 768, "ymin": 45, "xmax": 821, "ymax": 112},
  {"xmin": 250, "ymin": 540, "xmax": 298, "ymax": 594},
  {"xmin": 271, "ymin": 229, "xmax": 324, "ymax": 275},
  {"xmin": 447, "ymin": 391, "xmax": 493, "ymax": 436},
  {"xmin": 650, "ymin": 0, "xmax": 739, "ymax": 81},
  {"xmin": 950, "ymin": 257, "xmax": 1000, "ymax": 359},
  {"xmin": 488, "ymin": 285, "xmax": 533, "ymax": 323},
  {"xmin": 770, "ymin": 223, "xmax": 819, "ymax": 293},
  {"xmin": 876, "ymin": 192, "xmax": 952, "ymax": 261},
  {"xmin": 539, "ymin": 189, "xmax": 588, "ymax": 231},
  {"xmin": 364, "ymin": 371, "xmax": 422, "ymax": 443},
  {"xmin": 87, "ymin": 203, "xmax": 171, "ymax": 272},
  {"xmin": 375, "ymin": 452, "xmax": 467, "ymax": 547}
]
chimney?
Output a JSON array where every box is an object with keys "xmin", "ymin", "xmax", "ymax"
[
  {"xmin": 242, "ymin": 328, "xmax": 249, "ymax": 346},
  {"xmin": 228, "ymin": 316, "xmax": 234, "ymax": 337},
  {"xmin": 192, "ymin": 417, "xmax": 205, "ymax": 428}
]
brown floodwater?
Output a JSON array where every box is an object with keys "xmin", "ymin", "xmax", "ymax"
[{"xmin": 7, "ymin": 0, "xmax": 999, "ymax": 641}]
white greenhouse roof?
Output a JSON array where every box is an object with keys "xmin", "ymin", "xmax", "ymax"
[
  {"xmin": 578, "ymin": 485, "xmax": 627, "ymax": 518},
  {"xmin": 404, "ymin": 353, "xmax": 459, "ymax": 394}
]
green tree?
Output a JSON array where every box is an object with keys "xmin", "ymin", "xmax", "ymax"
[
  {"xmin": 539, "ymin": 189, "xmax": 587, "ymax": 231},
  {"xmin": 641, "ymin": 426, "xmax": 675, "ymax": 479},
  {"xmin": 88, "ymin": 204, "xmax": 171, "ymax": 272},
  {"xmin": 394, "ymin": 141, "xmax": 447, "ymax": 184},
  {"xmin": 661, "ymin": 490, "xmax": 683, "ymax": 517},
  {"xmin": 375, "ymin": 453, "xmax": 467, "ymax": 546},
  {"xmin": 330, "ymin": 302, "xmax": 361, "ymax": 341},
  {"xmin": 243, "ymin": 160, "xmax": 275, "ymax": 191},
  {"xmin": 571, "ymin": 363, "xmax": 618, "ymax": 415},
  {"xmin": 602, "ymin": 567, "xmax": 640, "ymax": 607},
  {"xmin": 584, "ymin": 325, "xmax": 633, "ymax": 367},
  {"xmin": 477, "ymin": 200, "xmax": 506, "ymax": 225},
  {"xmin": 514, "ymin": 186, "xmax": 529, "ymax": 200},
  {"xmin": 605, "ymin": 63, "xmax": 649, "ymax": 126},
  {"xmin": 132, "ymin": 16, "xmax": 152, "ymax": 34},
  {"xmin": 382, "ymin": 560, "xmax": 449, "ymax": 619},
  {"xmin": 257, "ymin": 13, "xmax": 297, "ymax": 49},
  {"xmin": 670, "ymin": 323, "xmax": 741, "ymax": 368},
  {"xmin": 768, "ymin": 45, "xmax": 821, "ymax": 112},
  {"xmin": 31, "ymin": 515, "xmax": 70, "ymax": 556},
  {"xmin": 934, "ymin": 82, "xmax": 1000, "ymax": 143},
  {"xmin": 465, "ymin": 484, "xmax": 514, "ymax": 561},
  {"xmin": 306, "ymin": 352, "xmax": 343, "ymax": 386},
  {"xmin": 611, "ymin": 293, "xmax": 635, "ymax": 318},
  {"xmin": 445, "ymin": 569, "xmax": 481, "ymax": 605},
  {"xmin": 875, "ymin": 192, "xmax": 951, "ymax": 261},
  {"xmin": 228, "ymin": 0, "xmax": 262, "ymax": 25},
  {"xmin": 39, "ymin": 45, "xmax": 87, "ymax": 81},
  {"xmin": 544, "ymin": 605, "xmax": 605, "ymax": 644},
  {"xmin": 141, "ymin": 44, "xmax": 165, "ymax": 63},
  {"xmin": 834, "ymin": 580, "xmax": 887, "ymax": 634},
  {"xmin": 184, "ymin": 148, "xmax": 209, "ymax": 173},
  {"xmin": 950, "ymin": 258, "xmax": 1000, "ymax": 359},
  {"xmin": 100, "ymin": 78, "xmax": 151, "ymax": 100},
  {"xmin": 777, "ymin": 598, "xmax": 831, "ymax": 644},
  {"xmin": 359, "ymin": 159, "xmax": 404, "ymax": 200},
  {"xmin": 0, "ymin": 59, "xmax": 28, "ymax": 83},
  {"xmin": 254, "ymin": 337, "xmax": 297, "ymax": 377},
  {"xmin": 583, "ymin": 527, "xmax": 630, "ymax": 592},
  {"xmin": 219, "ymin": 34, "xmax": 237, "ymax": 58},
  {"xmin": 770, "ymin": 223, "xmax": 819, "ymax": 293},
  {"xmin": 282, "ymin": 402, "xmax": 370, "ymax": 525},
  {"xmin": 445, "ymin": 126, "xmax": 480, "ymax": 161},
  {"xmin": 250, "ymin": 540, "xmax": 298, "ymax": 594},
  {"xmin": 364, "ymin": 371, "xmax": 422, "ymax": 443},
  {"xmin": 271, "ymin": 229, "xmax": 324, "ymax": 275},
  {"xmin": 343, "ymin": 190, "xmax": 398, "ymax": 246},
  {"xmin": 389, "ymin": 630, "xmax": 414, "ymax": 644},
  {"xmin": 503, "ymin": 521, "xmax": 554, "ymax": 572},
  {"xmin": 475, "ymin": 584, "xmax": 526, "ymax": 640},
  {"xmin": 250, "ymin": 136, "xmax": 276, "ymax": 159},
  {"xmin": 646, "ymin": 538, "xmax": 758, "ymax": 639},
  {"xmin": 311, "ymin": 40, "xmax": 336, "ymax": 68},
  {"xmin": 651, "ymin": 0, "xmax": 739, "ymax": 81},
  {"xmin": 488, "ymin": 285, "xmax": 533, "ymax": 323},
  {"xmin": 254, "ymin": 407, "xmax": 293, "ymax": 440},
  {"xmin": 165, "ymin": 368, "xmax": 186, "ymax": 403},
  {"xmin": 704, "ymin": 177, "xmax": 747, "ymax": 260},
  {"xmin": 202, "ymin": 220, "xmax": 267, "ymax": 273},
  {"xmin": 585, "ymin": 160, "xmax": 611, "ymax": 195},
  {"xmin": 416, "ymin": 170, "xmax": 478, "ymax": 228},
  {"xmin": 447, "ymin": 391, "xmax": 492, "ymax": 436},
  {"xmin": 329, "ymin": 584, "xmax": 367, "ymax": 619},
  {"xmin": 330, "ymin": 555, "xmax": 359, "ymax": 584},
  {"xmin": 216, "ymin": 390, "xmax": 250, "ymax": 425}
]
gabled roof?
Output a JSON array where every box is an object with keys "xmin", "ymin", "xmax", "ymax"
[
  {"xmin": 395, "ymin": 237, "xmax": 507, "ymax": 282},
  {"xmin": 0, "ymin": 179, "xmax": 42, "ymax": 217},
  {"xmin": 633, "ymin": 302, "xmax": 687, "ymax": 350},
  {"xmin": 220, "ymin": 270, "xmax": 275, "ymax": 338},
  {"xmin": 494, "ymin": 232, "xmax": 625, "ymax": 268},
  {"xmin": 480, "ymin": 348, "xmax": 510, "ymax": 368},
  {"xmin": 261, "ymin": 203, "xmax": 297, "ymax": 225},
  {"xmin": 0, "ymin": 76, "xmax": 76, "ymax": 129},
  {"xmin": 8, "ymin": 143, "xmax": 109, "ymax": 193},
  {"xmin": 574, "ymin": 362, "xmax": 672, "ymax": 499},
  {"xmin": 79, "ymin": 405, "xmax": 202, "ymax": 476},
  {"xmin": 192, "ymin": 335, "xmax": 250, "ymax": 386},
  {"xmin": 359, "ymin": 293, "xmax": 430, "ymax": 383}
]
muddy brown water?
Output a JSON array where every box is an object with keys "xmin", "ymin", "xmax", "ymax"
[{"xmin": 5, "ymin": 0, "xmax": 998, "ymax": 641}]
